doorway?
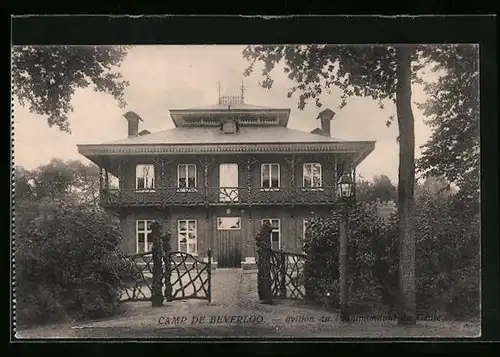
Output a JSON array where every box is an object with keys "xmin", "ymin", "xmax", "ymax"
[{"xmin": 216, "ymin": 216, "xmax": 242, "ymax": 268}]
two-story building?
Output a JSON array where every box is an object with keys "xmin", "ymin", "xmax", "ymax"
[{"xmin": 77, "ymin": 94, "xmax": 375, "ymax": 268}]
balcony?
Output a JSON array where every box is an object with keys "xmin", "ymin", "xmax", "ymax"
[{"xmin": 100, "ymin": 186, "xmax": 337, "ymax": 207}]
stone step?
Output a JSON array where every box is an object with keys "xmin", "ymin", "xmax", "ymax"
[{"xmin": 241, "ymin": 262, "xmax": 258, "ymax": 270}]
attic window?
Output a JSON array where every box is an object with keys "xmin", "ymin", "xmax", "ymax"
[{"xmin": 220, "ymin": 119, "xmax": 239, "ymax": 134}]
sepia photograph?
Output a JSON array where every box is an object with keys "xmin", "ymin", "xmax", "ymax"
[{"xmin": 12, "ymin": 42, "xmax": 481, "ymax": 339}]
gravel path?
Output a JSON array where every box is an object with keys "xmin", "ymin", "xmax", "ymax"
[{"xmin": 15, "ymin": 269, "xmax": 481, "ymax": 339}]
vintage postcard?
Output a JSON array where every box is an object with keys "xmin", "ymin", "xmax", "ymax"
[{"xmin": 12, "ymin": 40, "xmax": 481, "ymax": 339}]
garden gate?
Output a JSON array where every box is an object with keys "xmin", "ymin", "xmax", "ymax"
[
  {"xmin": 268, "ymin": 249, "xmax": 306, "ymax": 299},
  {"xmin": 256, "ymin": 222, "xmax": 307, "ymax": 301},
  {"xmin": 118, "ymin": 222, "xmax": 212, "ymax": 304}
]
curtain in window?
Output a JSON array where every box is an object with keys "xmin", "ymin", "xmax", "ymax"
[
  {"xmin": 262, "ymin": 164, "xmax": 280, "ymax": 188},
  {"xmin": 136, "ymin": 165, "xmax": 155, "ymax": 189},
  {"xmin": 303, "ymin": 163, "xmax": 321, "ymax": 187},
  {"xmin": 178, "ymin": 220, "xmax": 197, "ymax": 254}
]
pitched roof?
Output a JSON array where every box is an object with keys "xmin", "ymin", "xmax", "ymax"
[{"xmin": 104, "ymin": 126, "xmax": 347, "ymax": 145}]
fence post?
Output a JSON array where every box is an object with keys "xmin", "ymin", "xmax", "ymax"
[
  {"xmin": 151, "ymin": 221, "xmax": 164, "ymax": 307},
  {"xmin": 207, "ymin": 249, "xmax": 212, "ymax": 303},
  {"xmin": 279, "ymin": 249, "xmax": 286, "ymax": 298},
  {"xmin": 256, "ymin": 222, "xmax": 273, "ymax": 304},
  {"xmin": 162, "ymin": 232, "xmax": 173, "ymax": 302},
  {"xmin": 304, "ymin": 242, "xmax": 317, "ymax": 303}
]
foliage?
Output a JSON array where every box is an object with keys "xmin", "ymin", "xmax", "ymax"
[
  {"xmin": 304, "ymin": 190, "xmax": 480, "ymax": 320},
  {"xmin": 243, "ymin": 44, "xmax": 419, "ymax": 322},
  {"xmin": 243, "ymin": 45, "xmax": 416, "ymax": 112},
  {"xmin": 414, "ymin": 184, "xmax": 480, "ymax": 319},
  {"xmin": 15, "ymin": 197, "xmax": 131, "ymax": 326},
  {"xmin": 304, "ymin": 202, "xmax": 398, "ymax": 314},
  {"xmin": 15, "ymin": 159, "xmax": 103, "ymax": 204},
  {"xmin": 416, "ymin": 44, "xmax": 479, "ymax": 192},
  {"xmin": 356, "ymin": 174, "xmax": 397, "ymax": 203},
  {"xmin": 11, "ymin": 46, "xmax": 130, "ymax": 133}
]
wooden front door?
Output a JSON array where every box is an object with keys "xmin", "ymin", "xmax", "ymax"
[{"xmin": 216, "ymin": 216, "xmax": 242, "ymax": 268}]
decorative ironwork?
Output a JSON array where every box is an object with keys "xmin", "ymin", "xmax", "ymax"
[
  {"xmin": 118, "ymin": 245, "xmax": 212, "ymax": 303},
  {"xmin": 166, "ymin": 250, "xmax": 212, "ymax": 302},
  {"xmin": 118, "ymin": 252, "xmax": 155, "ymax": 302},
  {"xmin": 219, "ymin": 94, "xmax": 244, "ymax": 105},
  {"xmin": 102, "ymin": 187, "xmax": 206, "ymax": 206},
  {"xmin": 268, "ymin": 249, "xmax": 306, "ymax": 299},
  {"xmin": 101, "ymin": 186, "xmax": 338, "ymax": 207}
]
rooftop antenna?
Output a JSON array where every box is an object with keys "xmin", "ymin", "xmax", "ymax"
[
  {"xmin": 217, "ymin": 82, "xmax": 222, "ymax": 104},
  {"xmin": 240, "ymin": 81, "xmax": 246, "ymax": 103}
]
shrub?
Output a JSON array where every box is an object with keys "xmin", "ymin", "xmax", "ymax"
[
  {"xmin": 304, "ymin": 201, "xmax": 398, "ymax": 314},
  {"xmin": 15, "ymin": 197, "xmax": 131, "ymax": 326},
  {"xmin": 414, "ymin": 187, "xmax": 480, "ymax": 319},
  {"xmin": 304, "ymin": 188, "xmax": 480, "ymax": 320}
]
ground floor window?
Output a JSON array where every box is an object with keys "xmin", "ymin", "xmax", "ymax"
[
  {"xmin": 136, "ymin": 220, "xmax": 153, "ymax": 253},
  {"xmin": 178, "ymin": 219, "xmax": 197, "ymax": 255},
  {"xmin": 262, "ymin": 218, "xmax": 280, "ymax": 250}
]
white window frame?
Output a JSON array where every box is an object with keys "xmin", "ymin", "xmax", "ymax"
[
  {"xmin": 177, "ymin": 219, "xmax": 198, "ymax": 255},
  {"xmin": 135, "ymin": 164, "xmax": 155, "ymax": 192},
  {"xmin": 136, "ymin": 220, "xmax": 154, "ymax": 253},
  {"xmin": 302, "ymin": 163, "xmax": 323, "ymax": 190},
  {"xmin": 217, "ymin": 217, "xmax": 242, "ymax": 230},
  {"xmin": 262, "ymin": 218, "xmax": 281, "ymax": 249},
  {"xmin": 260, "ymin": 163, "xmax": 281, "ymax": 191},
  {"xmin": 177, "ymin": 164, "xmax": 197, "ymax": 192}
]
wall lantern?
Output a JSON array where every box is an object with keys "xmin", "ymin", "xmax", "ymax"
[{"xmin": 337, "ymin": 172, "xmax": 354, "ymax": 200}]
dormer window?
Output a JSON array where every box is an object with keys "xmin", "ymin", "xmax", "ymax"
[
  {"xmin": 220, "ymin": 119, "xmax": 239, "ymax": 134},
  {"xmin": 223, "ymin": 121, "xmax": 236, "ymax": 134}
]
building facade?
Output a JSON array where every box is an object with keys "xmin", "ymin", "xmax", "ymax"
[{"xmin": 77, "ymin": 95, "xmax": 375, "ymax": 268}]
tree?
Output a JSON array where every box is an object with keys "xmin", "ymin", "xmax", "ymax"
[
  {"xmin": 15, "ymin": 159, "xmax": 103, "ymax": 204},
  {"xmin": 11, "ymin": 46, "xmax": 130, "ymax": 133},
  {"xmin": 356, "ymin": 179, "xmax": 373, "ymax": 202},
  {"xmin": 357, "ymin": 175, "xmax": 397, "ymax": 203},
  {"xmin": 243, "ymin": 44, "xmax": 425, "ymax": 324},
  {"xmin": 14, "ymin": 166, "xmax": 36, "ymax": 201},
  {"xmin": 416, "ymin": 45, "xmax": 479, "ymax": 194},
  {"xmin": 371, "ymin": 175, "xmax": 397, "ymax": 202}
]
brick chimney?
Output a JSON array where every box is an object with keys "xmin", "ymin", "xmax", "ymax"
[
  {"xmin": 123, "ymin": 111, "xmax": 143, "ymax": 137},
  {"xmin": 316, "ymin": 108, "xmax": 336, "ymax": 137}
]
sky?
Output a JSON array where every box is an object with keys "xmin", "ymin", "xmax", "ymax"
[{"xmin": 13, "ymin": 45, "xmax": 435, "ymax": 183}]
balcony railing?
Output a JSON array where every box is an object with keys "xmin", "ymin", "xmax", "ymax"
[{"xmin": 101, "ymin": 186, "xmax": 337, "ymax": 207}]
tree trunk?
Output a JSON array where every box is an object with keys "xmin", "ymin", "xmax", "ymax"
[{"xmin": 395, "ymin": 45, "xmax": 417, "ymax": 325}]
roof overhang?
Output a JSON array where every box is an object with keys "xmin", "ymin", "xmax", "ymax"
[
  {"xmin": 78, "ymin": 140, "xmax": 375, "ymax": 166},
  {"xmin": 169, "ymin": 109, "xmax": 291, "ymax": 128}
]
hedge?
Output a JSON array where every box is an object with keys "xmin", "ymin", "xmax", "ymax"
[
  {"xmin": 304, "ymin": 189, "xmax": 480, "ymax": 320},
  {"xmin": 15, "ymin": 197, "xmax": 132, "ymax": 326}
]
